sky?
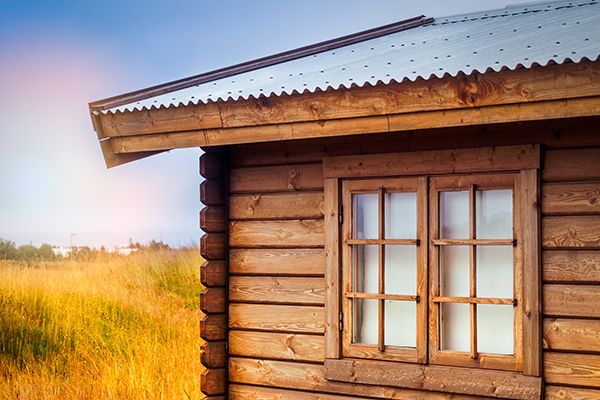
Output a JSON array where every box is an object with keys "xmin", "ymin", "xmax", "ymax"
[{"xmin": 0, "ymin": 0, "xmax": 531, "ymax": 248}]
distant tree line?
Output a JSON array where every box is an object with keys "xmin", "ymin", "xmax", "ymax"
[
  {"xmin": 0, "ymin": 239, "xmax": 57, "ymax": 261},
  {"xmin": 0, "ymin": 238, "xmax": 172, "ymax": 262}
]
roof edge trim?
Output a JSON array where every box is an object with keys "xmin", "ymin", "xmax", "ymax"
[{"xmin": 89, "ymin": 15, "xmax": 432, "ymax": 113}]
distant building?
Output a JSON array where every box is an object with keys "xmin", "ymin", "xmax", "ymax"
[{"xmin": 51, "ymin": 246, "xmax": 72, "ymax": 257}]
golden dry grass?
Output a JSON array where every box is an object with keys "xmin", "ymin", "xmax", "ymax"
[{"xmin": 0, "ymin": 249, "xmax": 202, "ymax": 400}]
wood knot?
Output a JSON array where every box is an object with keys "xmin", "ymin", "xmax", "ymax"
[
  {"xmin": 586, "ymin": 190, "xmax": 599, "ymax": 205},
  {"xmin": 309, "ymin": 102, "xmax": 322, "ymax": 116},
  {"xmin": 256, "ymin": 97, "xmax": 273, "ymax": 116}
]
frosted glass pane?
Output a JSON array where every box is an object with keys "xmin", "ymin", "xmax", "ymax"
[
  {"xmin": 440, "ymin": 246, "xmax": 469, "ymax": 297},
  {"xmin": 440, "ymin": 191, "xmax": 469, "ymax": 239},
  {"xmin": 353, "ymin": 193, "xmax": 378, "ymax": 239},
  {"xmin": 385, "ymin": 301, "xmax": 416, "ymax": 347},
  {"xmin": 476, "ymin": 189, "xmax": 513, "ymax": 239},
  {"xmin": 477, "ymin": 246, "xmax": 513, "ymax": 298},
  {"xmin": 441, "ymin": 303, "xmax": 470, "ymax": 352},
  {"xmin": 477, "ymin": 304, "xmax": 514, "ymax": 354},
  {"xmin": 353, "ymin": 299, "xmax": 378, "ymax": 344},
  {"xmin": 353, "ymin": 245, "xmax": 378, "ymax": 293},
  {"xmin": 384, "ymin": 246, "xmax": 416, "ymax": 295},
  {"xmin": 385, "ymin": 192, "xmax": 416, "ymax": 239}
]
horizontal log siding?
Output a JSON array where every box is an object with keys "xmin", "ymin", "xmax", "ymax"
[
  {"xmin": 227, "ymin": 155, "xmax": 327, "ymax": 395},
  {"xmin": 542, "ymin": 147, "xmax": 600, "ymax": 395},
  {"xmin": 225, "ymin": 132, "xmax": 600, "ymax": 399}
]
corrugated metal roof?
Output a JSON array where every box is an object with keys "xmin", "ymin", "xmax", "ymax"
[{"xmin": 98, "ymin": 0, "xmax": 600, "ymax": 115}]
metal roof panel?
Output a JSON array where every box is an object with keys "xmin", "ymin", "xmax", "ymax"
[{"xmin": 100, "ymin": 0, "xmax": 600, "ymax": 115}]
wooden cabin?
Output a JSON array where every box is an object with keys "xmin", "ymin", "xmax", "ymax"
[{"xmin": 89, "ymin": 1, "xmax": 600, "ymax": 399}]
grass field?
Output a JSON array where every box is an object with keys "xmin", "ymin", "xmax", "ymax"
[{"xmin": 0, "ymin": 249, "xmax": 202, "ymax": 400}]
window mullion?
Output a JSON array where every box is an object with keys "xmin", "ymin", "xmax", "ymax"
[
  {"xmin": 469, "ymin": 184, "xmax": 478, "ymax": 360},
  {"xmin": 378, "ymin": 186, "xmax": 385, "ymax": 352}
]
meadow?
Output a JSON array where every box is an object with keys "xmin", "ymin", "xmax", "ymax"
[{"xmin": 0, "ymin": 249, "xmax": 202, "ymax": 400}]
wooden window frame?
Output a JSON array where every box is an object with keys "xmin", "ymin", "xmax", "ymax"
[
  {"xmin": 341, "ymin": 177, "xmax": 428, "ymax": 362},
  {"xmin": 429, "ymin": 173, "xmax": 523, "ymax": 372},
  {"xmin": 323, "ymin": 145, "xmax": 542, "ymax": 399}
]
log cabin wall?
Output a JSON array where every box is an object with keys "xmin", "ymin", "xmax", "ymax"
[
  {"xmin": 200, "ymin": 148, "xmax": 229, "ymax": 399},
  {"xmin": 225, "ymin": 116, "xmax": 600, "ymax": 400}
]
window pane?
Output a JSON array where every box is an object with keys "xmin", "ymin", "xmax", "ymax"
[
  {"xmin": 440, "ymin": 246, "xmax": 469, "ymax": 297},
  {"xmin": 384, "ymin": 246, "xmax": 416, "ymax": 295},
  {"xmin": 352, "ymin": 245, "xmax": 378, "ymax": 293},
  {"xmin": 441, "ymin": 303, "xmax": 470, "ymax": 352},
  {"xmin": 476, "ymin": 189, "xmax": 513, "ymax": 239},
  {"xmin": 477, "ymin": 304, "xmax": 514, "ymax": 354},
  {"xmin": 440, "ymin": 191, "xmax": 469, "ymax": 239},
  {"xmin": 384, "ymin": 300, "xmax": 416, "ymax": 347},
  {"xmin": 352, "ymin": 299, "xmax": 378, "ymax": 344},
  {"xmin": 385, "ymin": 192, "xmax": 416, "ymax": 239},
  {"xmin": 477, "ymin": 246, "xmax": 513, "ymax": 298},
  {"xmin": 353, "ymin": 193, "xmax": 378, "ymax": 239}
]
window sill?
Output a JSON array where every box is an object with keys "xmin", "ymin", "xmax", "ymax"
[{"xmin": 324, "ymin": 358, "xmax": 541, "ymax": 400}]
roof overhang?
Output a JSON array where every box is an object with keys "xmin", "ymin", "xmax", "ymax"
[
  {"xmin": 92, "ymin": 60, "xmax": 600, "ymax": 167},
  {"xmin": 89, "ymin": 0, "xmax": 600, "ymax": 167}
]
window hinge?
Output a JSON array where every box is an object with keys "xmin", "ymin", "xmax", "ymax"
[
  {"xmin": 339, "ymin": 311, "xmax": 344, "ymax": 331},
  {"xmin": 338, "ymin": 204, "xmax": 343, "ymax": 224}
]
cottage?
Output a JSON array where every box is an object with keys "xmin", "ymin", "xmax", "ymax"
[{"xmin": 88, "ymin": 1, "xmax": 600, "ymax": 399}]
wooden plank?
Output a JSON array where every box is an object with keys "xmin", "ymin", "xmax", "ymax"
[
  {"xmin": 200, "ymin": 287, "xmax": 226, "ymax": 314},
  {"xmin": 543, "ymin": 216, "xmax": 600, "ymax": 249},
  {"xmin": 200, "ymin": 314, "xmax": 227, "ymax": 341},
  {"xmin": 229, "ymin": 192, "xmax": 324, "ymax": 220},
  {"xmin": 229, "ymin": 220, "xmax": 324, "ymax": 248},
  {"xmin": 228, "ymin": 331, "xmax": 324, "ymax": 362},
  {"xmin": 200, "ymin": 207, "xmax": 227, "ymax": 233},
  {"xmin": 200, "ymin": 151, "xmax": 227, "ymax": 179},
  {"xmin": 201, "ymin": 368, "xmax": 227, "ymax": 396},
  {"xmin": 227, "ymin": 118, "xmax": 600, "ymax": 168},
  {"xmin": 323, "ymin": 145, "xmax": 540, "ymax": 179},
  {"xmin": 201, "ymin": 260, "xmax": 227, "ymax": 287},
  {"xmin": 100, "ymin": 61, "xmax": 600, "ymax": 137},
  {"xmin": 542, "ymin": 182, "xmax": 600, "ymax": 215},
  {"xmin": 545, "ymin": 352, "xmax": 600, "ymax": 388},
  {"xmin": 545, "ymin": 386, "xmax": 600, "ymax": 400},
  {"xmin": 229, "ymin": 357, "xmax": 496, "ymax": 400},
  {"xmin": 110, "ymin": 96, "xmax": 600, "ymax": 152},
  {"xmin": 544, "ymin": 284, "xmax": 600, "ymax": 318},
  {"xmin": 543, "ymin": 318, "xmax": 600, "ymax": 352},
  {"xmin": 229, "ymin": 384, "xmax": 372, "ymax": 400},
  {"xmin": 230, "ymin": 164, "xmax": 323, "ymax": 193},
  {"xmin": 201, "ymin": 340, "xmax": 226, "ymax": 368},
  {"xmin": 228, "ymin": 304, "xmax": 324, "ymax": 333},
  {"xmin": 229, "ymin": 248, "xmax": 325, "ymax": 276},
  {"xmin": 416, "ymin": 176, "xmax": 428, "ymax": 364},
  {"xmin": 98, "ymin": 137, "xmax": 161, "ymax": 168},
  {"xmin": 386, "ymin": 97, "xmax": 600, "ymax": 135},
  {"xmin": 201, "ymin": 180, "xmax": 226, "ymax": 206},
  {"xmin": 543, "ymin": 251, "xmax": 600, "ymax": 283},
  {"xmin": 521, "ymin": 169, "xmax": 541, "ymax": 376},
  {"xmin": 201, "ymin": 233, "xmax": 227, "ymax": 260},
  {"xmin": 100, "ymin": 101, "xmax": 222, "ymax": 137},
  {"xmin": 229, "ymin": 276, "xmax": 325, "ymax": 304},
  {"xmin": 324, "ymin": 178, "xmax": 340, "ymax": 359},
  {"xmin": 543, "ymin": 148, "xmax": 600, "ymax": 182},
  {"xmin": 325, "ymin": 359, "xmax": 542, "ymax": 400}
]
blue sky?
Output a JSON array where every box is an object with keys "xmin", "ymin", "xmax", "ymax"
[{"xmin": 0, "ymin": 0, "xmax": 529, "ymax": 248}]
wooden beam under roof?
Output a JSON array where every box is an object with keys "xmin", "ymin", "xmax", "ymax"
[
  {"xmin": 93, "ymin": 60, "xmax": 600, "ymax": 165},
  {"xmin": 108, "ymin": 95, "xmax": 600, "ymax": 154},
  {"xmin": 97, "ymin": 60, "xmax": 600, "ymax": 137}
]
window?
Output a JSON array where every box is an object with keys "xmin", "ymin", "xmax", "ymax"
[
  {"xmin": 323, "ymin": 145, "xmax": 542, "ymax": 397},
  {"xmin": 429, "ymin": 174, "xmax": 522, "ymax": 371},
  {"xmin": 341, "ymin": 178, "xmax": 427, "ymax": 362}
]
